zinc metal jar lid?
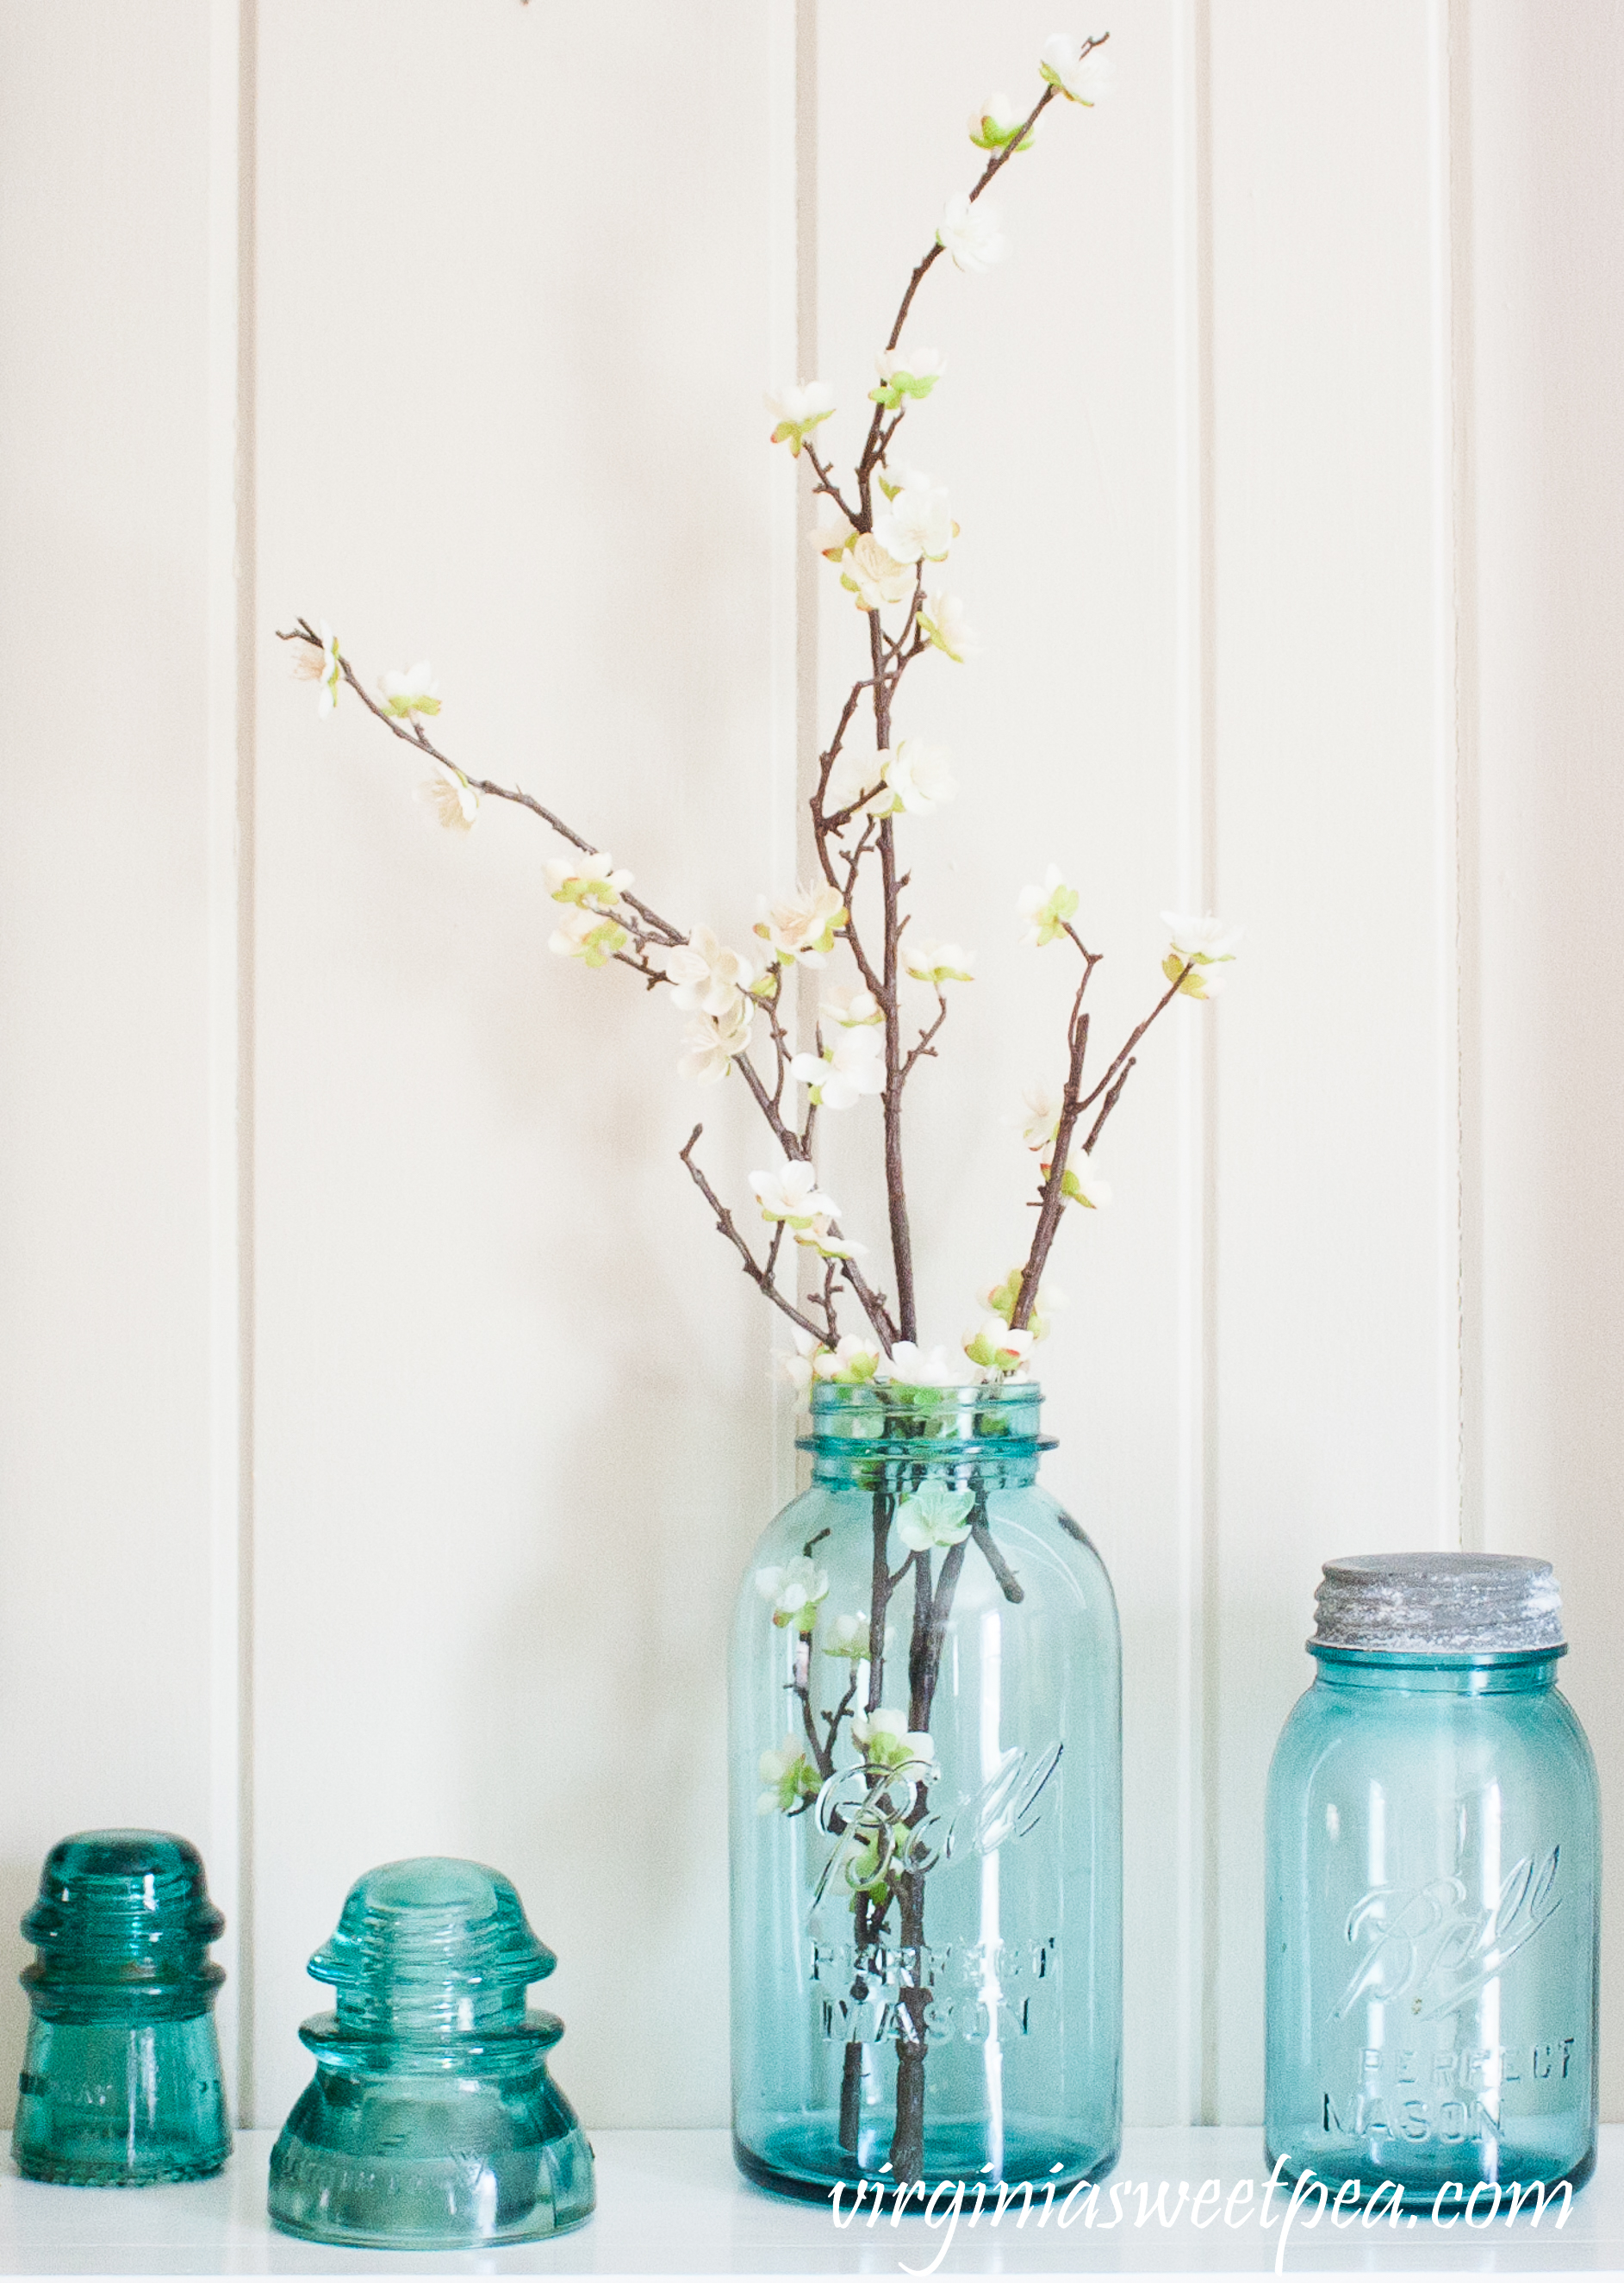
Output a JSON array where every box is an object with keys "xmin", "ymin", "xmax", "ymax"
[{"xmin": 1312, "ymin": 1552, "xmax": 1564, "ymax": 1654}]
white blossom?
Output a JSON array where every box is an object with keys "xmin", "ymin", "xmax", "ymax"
[
  {"xmin": 549, "ymin": 901, "xmax": 629, "ymax": 971},
  {"xmin": 755, "ymin": 1552, "xmax": 830, "ymax": 1628},
  {"xmin": 766, "ymin": 379, "xmax": 835, "ymax": 456},
  {"xmin": 809, "ymin": 508, "xmax": 856, "ymax": 559},
  {"xmin": 851, "ymin": 1708, "xmax": 938, "ymax": 1776},
  {"xmin": 378, "ymin": 661, "xmax": 441, "ymax": 719},
  {"xmin": 290, "ymin": 621, "xmax": 344, "ymax": 716},
  {"xmin": 873, "ymin": 470, "xmax": 955, "ymax": 566},
  {"xmin": 905, "ymin": 938, "xmax": 974, "ymax": 986},
  {"xmin": 936, "ymin": 192, "xmax": 1006, "ymax": 275},
  {"xmin": 781, "ymin": 1326, "xmax": 828, "ymax": 1394},
  {"xmin": 981, "ymin": 1267, "xmax": 1066, "ymax": 1340},
  {"xmin": 1162, "ymin": 911, "xmax": 1243, "ymax": 963},
  {"xmin": 963, "ymin": 1318, "xmax": 1036, "ymax": 1375},
  {"xmin": 918, "ymin": 589, "xmax": 980, "ymax": 663},
  {"xmin": 544, "ymin": 851, "xmax": 632, "ymax": 905},
  {"xmin": 824, "ymin": 744, "xmax": 887, "ymax": 818},
  {"xmin": 870, "ymin": 345, "xmax": 946, "ymax": 410},
  {"xmin": 1058, "ymin": 1155, "xmax": 1112, "ymax": 1210},
  {"xmin": 869, "ymin": 739, "xmax": 957, "ymax": 818},
  {"xmin": 878, "ymin": 1341, "xmax": 972, "ymax": 1389},
  {"xmin": 969, "ymin": 93, "xmax": 1039, "ymax": 152},
  {"xmin": 660, "ymin": 924, "xmax": 757, "ymax": 1017},
  {"xmin": 839, "ymin": 533, "xmax": 914, "ymax": 613},
  {"xmin": 418, "ymin": 760, "xmax": 479, "ymax": 831},
  {"xmin": 897, "ymin": 1484, "xmax": 975, "ymax": 1552},
  {"xmin": 1017, "ymin": 1081, "xmax": 1063, "ymax": 1149},
  {"xmin": 1017, "ymin": 864, "xmax": 1080, "ymax": 948},
  {"xmin": 1161, "ymin": 911, "xmax": 1242, "ymax": 998},
  {"xmin": 824, "ymin": 1612, "xmax": 874, "ymax": 1662},
  {"xmin": 755, "ymin": 882, "xmax": 846, "ymax": 967},
  {"xmin": 750, "ymin": 1158, "xmax": 839, "ymax": 1229},
  {"xmin": 812, "ymin": 1334, "xmax": 883, "ymax": 1384},
  {"xmin": 677, "ymin": 998, "xmax": 755, "ymax": 1082},
  {"xmin": 803, "ymin": 1218, "xmax": 867, "ymax": 1262},
  {"xmin": 758, "ymin": 1736, "xmax": 820, "ymax": 1814},
  {"xmin": 1040, "ymin": 34, "xmax": 1116, "ymax": 105},
  {"xmin": 820, "ymin": 982, "xmax": 884, "ymax": 1029},
  {"xmin": 790, "ymin": 1024, "xmax": 885, "ymax": 1112}
]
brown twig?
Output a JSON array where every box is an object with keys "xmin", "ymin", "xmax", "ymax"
[
  {"xmin": 901, "ymin": 990, "xmax": 949, "ymax": 1079},
  {"xmin": 802, "ymin": 441, "xmax": 858, "ymax": 527},
  {"xmin": 277, "ymin": 623, "xmax": 687, "ymax": 949},
  {"xmin": 970, "ymin": 1518, "xmax": 1025, "ymax": 1604},
  {"xmin": 1011, "ymin": 955, "xmax": 1193, "ymax": 1329},
  {"xmin": 678, "ymin": 1126, "xmax": 832, "ymax": 1343}
]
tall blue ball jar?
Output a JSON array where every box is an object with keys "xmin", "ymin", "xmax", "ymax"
[
  {"xmin": 730, "ymin": 1380, "xmax": 1122, "ymax": 2202},
  {"xmin": 1266, "ymin": 1553, "xmax": 1599, "ymax": 2199}
]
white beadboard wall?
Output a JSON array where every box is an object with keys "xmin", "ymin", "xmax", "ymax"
[{"xmin": 0, "ymin": 0, "xmax": 1619, "ymax": 2135}]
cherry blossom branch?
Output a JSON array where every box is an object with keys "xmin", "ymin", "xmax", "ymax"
[
  {"xmin": 970, "ymin": 1516, "xmax": 1025, "ymax": 1603},
  {"xmin": 760, "ymin": 974, "xmax": 793, "ymax": 1111},
  {"xmin": 679, "ymin": 1126, "xmax": 834, "ymax": 1344},
  {"xmin": 820, "ymin": 1668, "xmax": 861, "ymax": 1773},
  {"xmin": 852, "ymin": 58, "xmax": 1107, "ymax": 508},
  {"xmin": 802, "ymin": 441, "xmax": 858, "ymax": 527},
  {"xmin": 1010, "ymin": 949, "xmax": 1098, "ymax": 1330},
  {"xmin": 1010, "ymin": 953, "xmax": 1193, "ymax": 1330},
  {"xmin": 1076, "ymin": 962, "xmax": 1190, "ymax": 1118},
  {"xmin": 901, "ymin": 990, "xmax": 949, "ymax": 1079},
  {"xmin": 841, "ymin": 1261, "xmax": 901, "ymax": 1353},
  {"xmin": 277, "ymin": 623, "xmax": 687, "ymax": 950},
  {"xmin": 283, "ymin": 623, "xmax": 912, "ymax": 1359},
  {"xmin": 864, "ymin": 608, "xmax": 919, "ymax": 1342}
]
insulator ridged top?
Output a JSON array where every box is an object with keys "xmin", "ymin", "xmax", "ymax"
[
  {"xmin": 1313, "ymin": 1552, "xmax": 1564, "ymax": 1654},
  {"xmin": 22, "ymin": 1831, "xmax": 225, "ymax": 1977},
  {"xmin": 309, "ymin": 1857, "xmax": 555, "ymax": 2035}
]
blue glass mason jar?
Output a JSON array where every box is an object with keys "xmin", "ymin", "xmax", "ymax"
[
  {"xmin": 730, "ymin": 1380, "xmax": 1122, "ymax": 2201},
  {"xmin": 1266, "ymin": 1553, "xmax": 1599, "ymax": 2199}
]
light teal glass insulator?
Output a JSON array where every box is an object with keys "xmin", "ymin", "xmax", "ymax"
[
  {"xmin": 13, "ymin": 1830, "xmax": 231, "ymax": 2186},
  {"xmin": 731, "ymin": 1381, "xmax": 1122, "ymax": 2202},
  {"xmin": 267, "ymin": 1856, "xmax": 594, "ymax": 2248},
  {"xmin": 1266, "ymin": 1553, "xmax": 1599, "ymax": 2204}
]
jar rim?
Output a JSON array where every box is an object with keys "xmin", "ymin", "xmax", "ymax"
[
  {"xmin": 1309, "ymin": 1640, "xmax": 1566, "ymax": 1669},
  {"xmin": 806, "ymin": 1378, "xmax": 1042, "ymax": 1406}
]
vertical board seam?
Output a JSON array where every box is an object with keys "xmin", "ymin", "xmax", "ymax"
[
  {"xmin": 1429, "ymin": 0, "xmax": 1465, "ymax": 1558},
  {"xmin": 205, "ymin": 0, "xmax": 258, "ymax": 2127},
  {"xmin": 791, "ymin": 0, "xmax": 820, "ymax": 1399},
  {"xmin": 767, "ymin": 0, "xmax": 803, "ymax": 1503},
  {"xmin": 233, "ymin": 0, "xmax": 258, "ymax": 2127},
  {"xmin": 1173, "ymin": 0, "xmax": 1218, "ymax": 2129},
  {"xmin": 205, "ymin": 0, "xmax": 240, "ymax": 2124},
  {"xmin": 1447, "ymin": 0, "xmax": 1480, "ymax": 1555}
]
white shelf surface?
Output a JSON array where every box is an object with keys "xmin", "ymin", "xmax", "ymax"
[{"xmin": 0, "ymin": 2128, "xmax": 1620, "ymax": 2279}]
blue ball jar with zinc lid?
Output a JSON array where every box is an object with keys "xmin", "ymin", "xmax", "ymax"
[
  {"xmin": 1265, "ymin": 1554, "xmax": 1599, "ymax": 2201},
  {"xmin": 13, "ymin": 1830, "xmax": 231, "ymax": 2185},
  {"xmin": 267, "ymin": 1856, "xmax": 594, "ymax": 2248}
]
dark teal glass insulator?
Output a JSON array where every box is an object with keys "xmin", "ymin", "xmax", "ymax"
[
  {"xmin": 267, "ymin": 1857, "xmax": 594, "ymax": 2248},
  {"xmin": 13, "ymin": 1830, "xmax": 231, "ymax": 2186}
]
